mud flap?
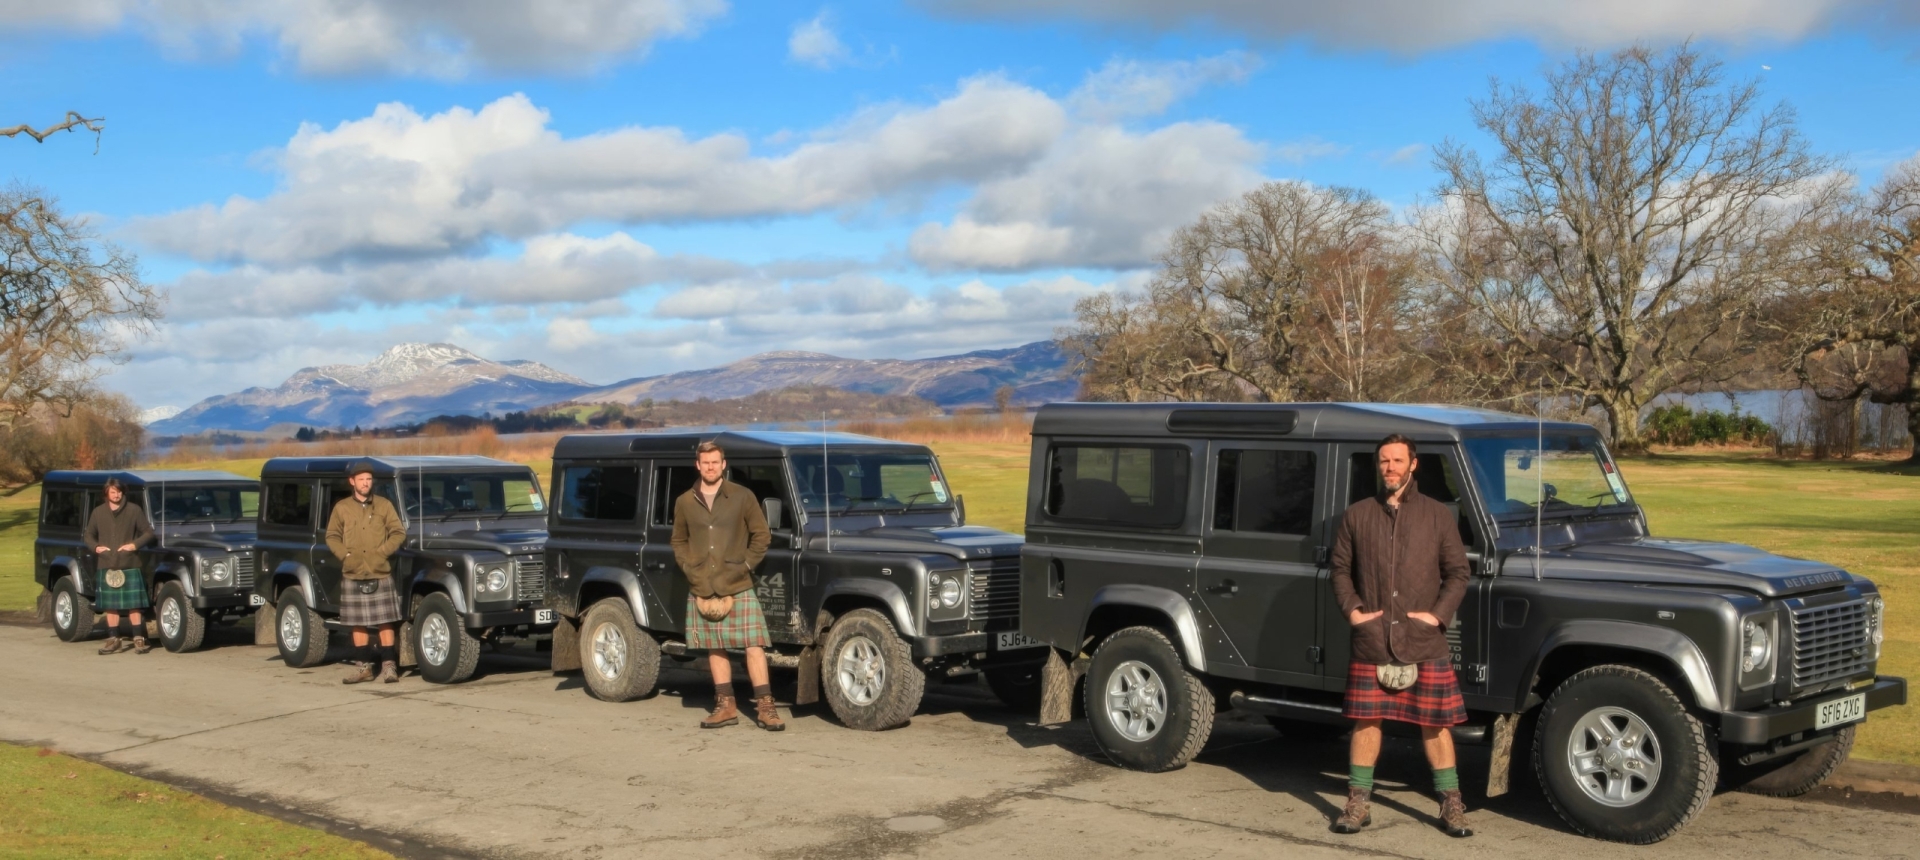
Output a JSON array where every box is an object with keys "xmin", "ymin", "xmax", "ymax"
[
  {"xmin": 254, "ymin": 604, "xmax": 277, "ymax": 645},
  {"xmin": 34, "ymin": 590, "xmax": 51, "ymax": 624},
  {"xmin": 795, "ymin": 644, "xmax": 821, "ymax": 706},
  {"xmin": 1039, "ymin": 649, "xmax": 1084, "ymax": 726},
  {"xmin": 397, "ymin": 620, "xmax": 417, "ymax": 669},
  {"xmin": 550, "ymin": 613, "xmax": 581, "ymax": 672},
  {"xmin": 1487, "ymin": 712, "xmax": 1520, "ymax": 797}
]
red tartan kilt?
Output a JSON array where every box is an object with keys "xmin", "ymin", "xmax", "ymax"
[{"xmin": 1342, "ymin": 659, "xmax": 1467, "ymax": 727}]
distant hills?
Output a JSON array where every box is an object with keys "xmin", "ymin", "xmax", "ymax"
[{"xmin": 149, "ymin": 341, "xmax": 1076, "ymax": 435}]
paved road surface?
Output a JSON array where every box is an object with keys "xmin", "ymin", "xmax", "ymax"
[{"xmin": 1, "ymin": 621, "xmax": 1914, "ymax": 860}]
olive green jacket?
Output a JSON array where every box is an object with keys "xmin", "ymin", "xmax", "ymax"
[
  {"xmin": 669, "ymin": 480, "xmax": 770, "ymax": 598},
  {"xmin": 325, "ymin": 495, "xmax": 407, "ymax": 580}
]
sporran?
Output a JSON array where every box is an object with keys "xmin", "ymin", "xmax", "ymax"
[
  {"xmin": 104, "ymin": 569, "xmax": 126, "ymax": 589},
  {"xmin": 356, "ymin": 580, "xmax": 379, "ymax": 595},
  {"xmin": 694, "ymin": 593, "xmax": 734, "ymax": 622},
  {"xmin": 1376, "ymin": 661, "xmax": 1419, "ymax": 691}
]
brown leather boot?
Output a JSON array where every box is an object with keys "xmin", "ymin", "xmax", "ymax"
[
  {"xmin": 701, "ymin": 694, "xmax": 739, "ymax": 728},
  {"xmin": 753, "ymin": 695, "xmax": 785, "ymax": 731},
  {"xmin": 96, "ymin": 637, "xmax": 124, "ymax": 655},
  {"xmin": 379, "ymin": 661, "xmax": 399, "ymax": 683},
  {"xmin": 132, "ymin": 636, "xmax": 152, "ymax": 655},
  {"xmin": 1331, "ymin": 786, "xmax": 1372, "ymax": 834},
  {"xmin": 1438, "ymin": 788, "xmax": 1472, "ymax": 837},
  {"xmin": 341, "ymin": 662, "xmax": 376, "ymax": 685}
]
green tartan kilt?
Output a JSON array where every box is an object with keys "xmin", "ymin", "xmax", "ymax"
[
  {"xmin": 684, "ymin": 588, "xmax": 771, "ymax": 650},
  {"xmin": 96, "ymin": 569, "xmax": 149, "ymax": 611}
]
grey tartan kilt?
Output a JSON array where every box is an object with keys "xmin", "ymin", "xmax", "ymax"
[{"xmin": 338, "ymin": 576, "xmax": 403, "ymax": 627}]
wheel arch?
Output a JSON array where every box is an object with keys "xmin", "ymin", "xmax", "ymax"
[
  {"xmin": 1526, "ymin": 621, "xmax": 1721, "ymax": 713},
  {"xmin": 820, "ymin": 578, "xmax": 915, "ymax": 637},
  {"xmin": 48, "ymin": 559, "xmax": 87, "ymax": 595},
  {"xmin": 412, "ymin": 568, "xmax": 469, "ymax": 615},
  {"xmin": 578, "ymin": 567, "xmax": 650, "ymax": 629},
  {"xmin": 1080, "ymin": 584, "xmax": 1208, "ymax": 673},
  {"xmin": 270, "ymin": 562, "xmax": 316, "ymax": 606}
]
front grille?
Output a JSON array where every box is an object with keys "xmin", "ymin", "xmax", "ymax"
[
  {"xmin": 1790, "ymin": 598, "xmax": 1873, "ymax": 690},
  {"xmin": 232, "ymin": 555, "xmax": 255, "ymax": 589},
  {"xmin": 515, "ymin": 557, "xmax": 546, "ymax": 602},
  {"xmin": 966, "ymin": 559, "xmax": 1021, "ymax": 622}
]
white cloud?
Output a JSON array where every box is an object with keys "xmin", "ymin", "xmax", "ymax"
[
  {"xmin": 924, "ymin": 0, "xmax": 1918, "ymax": 52},
  {"xmin": 789, "ymin": 11, "xmax": 850, "ymax": 69},
  {"xmin": 1382, "ymin": 143, "xmax": 1426, "ymax": 165},
  {"xmin": 136, "ymin": 81, "xmax": 1066, "ymax": 266},
  {"xmin": 1067, "ymin": 51, "xmax": 1261, "ymax": 122},
  {"xmin": 0, "ymin": 0, "xmax": 727, "ymax": 77}
]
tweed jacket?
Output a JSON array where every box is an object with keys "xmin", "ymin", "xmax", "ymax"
[
  {"xmin": 670, "ymin": 480, "xmax": 770, "ymax": 598},
  {"xmin": 1329, "ymin": 486, "xmax": 1471, "ymax": 664},
  {"xmin": 84, "ymin": 501, "xmax": 155, "ymax": 571},
  {"xmin": 325, "ymin": 494, "xmax": 407, "ymax": 580}
]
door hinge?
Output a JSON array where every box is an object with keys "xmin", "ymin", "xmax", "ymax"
[
  {"xmin": 1306, "ymin": 645, "xmax": 1324, "ymax": 664},
  {"xmin": 1467, "ymin": 663, "xmax": 1488, "ymax": 684}
]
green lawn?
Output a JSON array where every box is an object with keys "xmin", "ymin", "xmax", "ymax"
[{"xmin": 0, "ymin": 742, "xmax": 391, "ymax": 859}]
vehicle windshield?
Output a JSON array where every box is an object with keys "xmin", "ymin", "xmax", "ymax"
[
  {"xmin": 1461, "ymin": 433, "xmax": 1634, "ymax": 521},
  {"xmin": 393, "ymin": 471, "xmax": 546, "ymax": 519},
  {"xmin": 151, "ymin": 485, "xmax": 259, "ymax": 523},
  {"xmin": 793, "ymin": 452, "xmax": 952, "ymax": 514}
]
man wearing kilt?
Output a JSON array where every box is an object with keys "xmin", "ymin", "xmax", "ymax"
[
  {"xmin": 671, "ymin": 441, "xmax": 781, "ymax": 731},
  {"xmin": 86, "ymin": 478, "xmax": 156, "ymax": 655},
  {"xmin": 1330, "ymin": 434, "xmax": 1474, "ymax": 838},
  {"xmin": 326, "ymin": 461, "xmax": 407, "ymax": 684}
]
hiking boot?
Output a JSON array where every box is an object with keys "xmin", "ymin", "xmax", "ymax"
[
  {"xmin": 753, "ymin": 695, "xmax": 786, "ymax": 732},
  {"xmin": 379, "ymin": 661, "xmax": 399, "ymax": 683},
  {"xmin": 701, "ymin": 694, "xmax": 739, "ymax": 729},
  {"xmin": 1331, "ymin": 786, "xmax": 1372, "ymax": 834},
  {"xmin": 341, "ymin": 662, "xmax": 376, "ymax": 685},
  {"xmin": 1438, "ymin": 788, "xmax": 1472, "ymax": 837},
  {"xmin": 96, "ymin": 637, "xmax": 124, "ymax": 655},
  {"xmin": 132, "ymin": 636, "xmax": 152, "ymax": 655}
]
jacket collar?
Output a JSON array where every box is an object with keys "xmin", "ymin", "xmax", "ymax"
[{"xmin": 1375, "ymin": 484, "xmax": 1425, "ymax": 510}]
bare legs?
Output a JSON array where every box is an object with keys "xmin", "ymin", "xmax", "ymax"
[
  {"xmin": 706, "ymin": 646, "xmax": 771, "ymax": 688},
  {"xmin": 1349, "ymin": 719, "xmax": 1457, "ymax": 770}
]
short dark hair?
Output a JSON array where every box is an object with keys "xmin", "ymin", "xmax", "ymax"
[
  {"xmin": 104, "ymin": 477, "xmax": 126, "ymax": 493},
  {"xmin": 1375, "ymin": 433, "xmax": 1417, "ymax": 458},
  {"xmin": 695, "ymin": 440, "xmax": 725, "ymax": 458}
]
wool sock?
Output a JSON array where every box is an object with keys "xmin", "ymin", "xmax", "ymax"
[
  {"xmin": 118, "ymin": 620, "xmax": 132, "ymax": 639},
  {"xmin": 715, "ymin": 683, "xmax": 733, "ymax": 703},
  {"xmin": 752, "ymin": 683, "xmax": 772, "ymax": 700},
  {"xmin": 378, "ymin": 644, "xmax": 397, "ymax": 664},
  {"xmin": 1349, "ymin": 765, "xmax": 1375, "ymax": 791},
  {"xmin": 1433, "ymin": 767, "xmax": 1460, "ymax": 793}
]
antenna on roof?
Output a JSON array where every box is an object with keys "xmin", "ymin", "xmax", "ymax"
[
  {"xmin": 1534, "ymin": 380, "xmax": 1544, "ymax": 582},
  {"xmin": 822, "ymin": 412, "xmax": 832, "ymax": 553}
]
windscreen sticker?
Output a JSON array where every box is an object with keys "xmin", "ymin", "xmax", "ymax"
[
  {"xmin": 527, "ymin": 492, "xmax": 545, "ymax": 511},
  {"xmin": 929, "ymin": 480, "xmax": 949, "ymax": 503},
  {"xmin": 1605, "ymin": 472, "xmax": 1629, "ymax": 502}
]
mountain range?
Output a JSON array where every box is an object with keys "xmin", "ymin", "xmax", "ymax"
[{"xmin": 148, "ymin": 341, "xmax": 1076, "ymax": 435}]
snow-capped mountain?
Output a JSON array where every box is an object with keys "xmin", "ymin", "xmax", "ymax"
[
  {"xmin": 149, "ymin": 343, "xmax": 594, "ymax": 435},
  {"xmin": 137, "ymin": 405, "xmax": 183, "ymax": 426},
  {"xmin": 573, "ymin": 342, "xmax": 1075, "ymax": 408}
]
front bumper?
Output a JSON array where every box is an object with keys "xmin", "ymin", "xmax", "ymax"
[
  {"xmin": 464, "ymin": 607, "xmax": 557, "ymax": 630},
  {"xmin": 914, "ymin": 631, "xmax": 1050, "ymax": 660},
  {"xmin": 192, "ymin": 592, "xmax": 260, "ymax": 611},
  {"xmin": 1719, "ymin": 676, "xmax": 1907, "ymax": 745}
]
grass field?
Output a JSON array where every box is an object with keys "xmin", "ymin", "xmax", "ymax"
[
  {"xmin": 0, "ymin": 742, "xmax": 391, "ymax": 859},
  {"xmin": 1, "ymin": 445, "xmax": 1913, "ymax": 765}
]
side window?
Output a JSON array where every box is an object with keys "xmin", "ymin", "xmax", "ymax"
[
  {"xmin": 728, "ymin": 463, "xmax": 791, "ymax": 529},
  {"xmin": 649, "ymin": 466, "xmax": 698, "ymax": 526},
  {"xmin": 1045, "ymin": 445, "xmax": 1190, "ymax": 528},
  {"xmin": 559, "ymin": 465, "xmax": 641, "ymax": 523},
  {"xmin": 264, "ymin": 482, "xmax": 314, "ymax": 528},
  {"xmin": 1214, "ymin": 449, "xmax": 1316, "ymax": 536},
  {"xmin": 42, "ymin": 490, "xmax": 83, "ymax": 528}
]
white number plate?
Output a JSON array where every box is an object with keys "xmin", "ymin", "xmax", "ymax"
[
  {"xmin": 1815, "ymin": 693, "xmax": 1866, "ymax": 730},
  {"xmin": 534, "ymin": 609, "xmax": 555, "ymax": 625},
  {"xmin": 996, "ymin": 631, "xmax": 1042, "ymax": 650},
  {"xmin": 248, "ymin": 594, "xmax": 266, "ymax": 606}
]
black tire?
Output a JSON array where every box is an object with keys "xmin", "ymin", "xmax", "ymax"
[
  {"xmin": 50, "ymin": 577, "xmax": 96, "ymax": 643},
  {"xmin": 154, "ymin": 581, "xmax": 207, "ymax": 653},
  {"xmin": 1723, "ymin": 725, "xmax": 1856, "ymax": 797},
  {"xmin": 984, "ymin": 663, "xmax": 1045, "ymax": 712},
  {"xmin": 413, "ymin": 592, "xmax": 481, "ymax": 684},
  {"xmin": 1534, "ymin": 665, "xmax": 1717, "ymax": 844},
  {"xmin": 821, "ymin": 608, "xmax": 924, "ymax": 731},
  {"xmin": 578, "ymin": 599, "xmax": 660, "ymax": 702},
  {"xmin": 1084, "ymin": 626, "xmax": 1214, "ymax": 772},
  {"xmin": 1265, "ymin": 717, "xmax": 1349, "ymax": 741},
  {"xmin": 274, "ymin": 587, "xmax": 330, "ymax": 668}
]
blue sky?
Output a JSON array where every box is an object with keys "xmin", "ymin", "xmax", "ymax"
[{"xmin": 4, "ymin": 1, "xmax": 1918, "ymax": 415}]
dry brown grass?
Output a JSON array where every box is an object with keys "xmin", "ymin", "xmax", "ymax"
[
  {"xmin": 144, "ymin": 427, "xmax": 569, "ymax": 466},
  {"xmin": 835, "ymin": 412, "xmax": 1033, "ymax": 445}
]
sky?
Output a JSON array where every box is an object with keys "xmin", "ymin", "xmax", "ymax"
[{"xmin": 4, "ymin": 0, "xmax": 1919, "ymax": 415}]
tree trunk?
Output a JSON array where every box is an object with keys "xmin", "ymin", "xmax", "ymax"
[
  {"xmin": 1904, "ymin": 403, "xmax": 1920, "ymax": 465},
  {"xmin": 1602, "ymin": 394, "xmax": 1648, "ymax": 454}
]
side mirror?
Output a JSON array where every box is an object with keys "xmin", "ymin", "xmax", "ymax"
[
  {"xmin": 762, "ymin": 497, "xmax": 784, "ymax": 531},
  {"xmin": 955, "ymin": 494, "xmax": 966, "ymax": 525}
]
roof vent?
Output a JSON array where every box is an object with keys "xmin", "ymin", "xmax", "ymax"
[{"xmin": 1165, "ymin": 408, "xmax": 1297, "ymax": 435}]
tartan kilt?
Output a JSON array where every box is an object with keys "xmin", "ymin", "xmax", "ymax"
[
  {"xmin": 684, "ymin": 588, "xmax": 770, "ymax": 650},
  {"xmin": 338, "ymin": 576, "xmax": 403, "ymax": 627},
  {"xmin": 1342, "ymin": 659, "xmax": 1467, "ymax": 727},
  {"xmin": 96, "ymin": 569, "xmax": 149, "ymax": 611}
]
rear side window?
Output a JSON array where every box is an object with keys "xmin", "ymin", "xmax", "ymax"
[
  {"xmin": 1045, "ymin": 445, "xmax": 1190, "ymax": 528},
  {"xmin": 650, "ymin": 466, "xmax": 698, "ymax": 526},
  {"xmin": 263, "ymin": 482, "xmax": 314, "ymax": 527},
  {"xmin": 42, "ymin": 490, "xmax": 83, "ymax": 528},
  {"xmin": 1214, "ymin": 449, "xmax": 1316, "ymax": 536},
  {"xmin": 559, "ymin": 465, "xmax": 641, "ymax": 523}
]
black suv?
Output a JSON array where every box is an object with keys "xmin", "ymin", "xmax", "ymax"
[
  {"xmin": 1018, "ymin": 402, "xmax": 1906, "ymax": 844},
  {"xmin": 250, "ymin": 456, "xmax": 555, "ymax": 683},
  {"xmin": 542, "ymin": 430, "xmax": 1034, "ymax": 730},
  {"xmin": 37, "ymin": 470, "xmax": 262, "ymax": 652}
]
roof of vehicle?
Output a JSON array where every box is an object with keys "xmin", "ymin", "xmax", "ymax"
[
  {"xmin": 258, "ymin": 455, "xmax": 530, "ymax": 478},
  {"xmin": 42, "ymin": 470, "xmax": 257, "ymax": 487},
  {"xmin": 1031, "ymin": 402, "xmax": 1598, "ymax": 442},
  {"xmin": 555, "ymin": 429, "xmax": 929, "ymax": 460}
]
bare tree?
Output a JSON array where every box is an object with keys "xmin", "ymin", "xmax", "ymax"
[
  {"xmin": 1793, "ymin": 159, "xmax": 1920, "ymax": 462},
  {"xmin": 1059, "ymin": 290, "xmax": 1236, "ymax": 402},
  {"xmin": 1422, "ymin": 44, "xmax": 1825, "ymax": 450},
  {"xmin": 0, "ymin": 187, "xmax": 163, "ymax": 429},
  {"xmin": 2, "ymin": 112, "xmax": 104, "ymax": 151},
  {"xmin": 1302, "ymin": 225, "xmax": 1419, "ymax": 401}
]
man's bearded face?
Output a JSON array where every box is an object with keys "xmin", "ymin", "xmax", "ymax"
[{"xmin": 1377, "ymin": 443, "xmax": 1415, "ymax": 494}]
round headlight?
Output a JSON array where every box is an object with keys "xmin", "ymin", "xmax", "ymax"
[
  {"xmin": 1742, "ymin": 619, "xmax": 1772, "ymax": 673},
  {"xmin": 209, "ymin": 560, "xmax": 231, "ymax": 583},
  {"xmin": 485, "ymin": 567, "xmax": 509, "ymax": 593},
  {"xmin": 938, "ymin": 577, "xmax": 963, "ymax": 608}
]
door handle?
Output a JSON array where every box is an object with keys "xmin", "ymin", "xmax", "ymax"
[
  {"xmin": 645, "ymin": 562, "xmax": 668, "ymax": 571},
  {"xmin": 1205, "ymin": 580, "xmax": 1239, "ymax": 595}
]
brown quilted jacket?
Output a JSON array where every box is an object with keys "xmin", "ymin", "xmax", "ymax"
[{"xmin": 1329, "ymin": 487, "xmax": 1471, "ymax": 664}]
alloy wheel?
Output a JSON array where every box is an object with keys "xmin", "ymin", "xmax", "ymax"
[
  {"xmin": 1104, "ymin": 659, "xmax": 1168, "ymax": 742},
  {"xmin": 1567, "ymin": 705, "xmax": 1663, "ymax": 807},
  {"xmin": 835, "ymin": 635, "xmax": 887, "ymax": 706},
  {"xmin": 591, "ymin": 621, "xmax": 627, "ymax": 680}
]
